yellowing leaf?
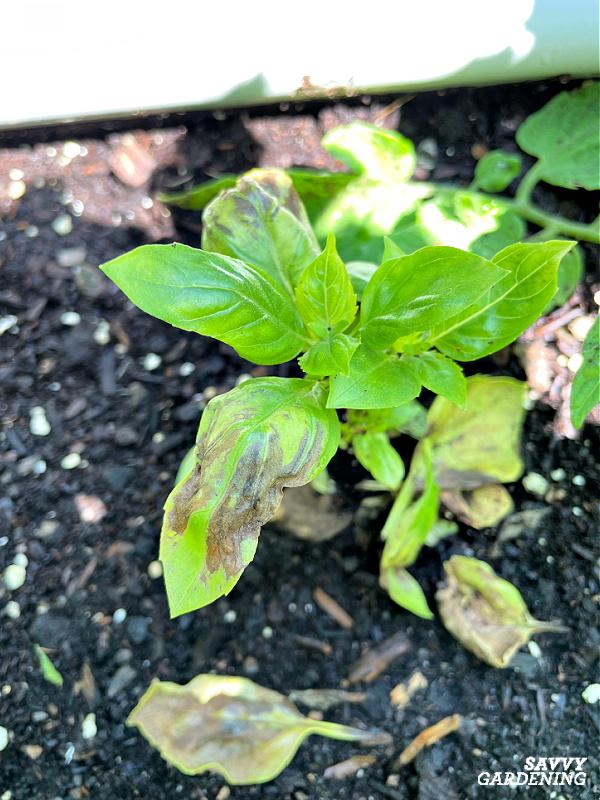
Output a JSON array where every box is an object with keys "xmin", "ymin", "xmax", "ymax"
[
  {"xmin": 437, "ymin": 556, "xmax": 566, "ymax": 668},
  {"xmin": 128, "ymin": 675, "xmax": 391, "ymax": 784},
  {"xmin": 160, "ymin": 378, "xmax": 339, "ymax": 616},
  {"xmin": 441, "ymin": 484, "xmax": 514, "ymax": 530}
]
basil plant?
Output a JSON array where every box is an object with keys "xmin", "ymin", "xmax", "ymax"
[{"xmin": 102, "ymin": 169, "xmax": 573, "ymax": 617}]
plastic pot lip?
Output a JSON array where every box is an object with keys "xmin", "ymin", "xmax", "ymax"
[{"xmin": 2, "ymin": 0, "xmax": 599, "ymax": 131}]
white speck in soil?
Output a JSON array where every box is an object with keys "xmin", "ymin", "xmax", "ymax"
[
  {"xmin": 4, "ymin": 564, "xmax": 26, "ymax": 591},
  {"xmin": 522, "ymin": 472, "xmax": 549, "ymax": 497},
  {"xmin": 81, "ymin": 713, "xmax": 97, "ymax": 740},
  {"xmin": 29, "ymin": 407, "xmax": 51, "ymax": 437},
  {"xmin": 64, "ymin": 744, "xmax": 75, "ymax": 765},
  {"xmin": 93, "ymin": 320, "xmax": 111, "ymax": 345},
  {"xmin": 4, "ymin": 601, "xmax": 21, "ymax": 619},
  {"xmin": 262, "ymin": 626, "xmax": 273, "ymax": 639},
  {"xmin": 224, "ymin": 610, "xmax": 237, "ymax": 623},
  {"xmin": 147, "ymin": 561, "xmax": 163, "ymax": 579},
  {"xmin": 142, "ymin": 352, "xmax": 162, "ymax": 371},
  {"xmin": 582, "ymin": 684, "xmax": 600, "ymax": 704},
  {"xmin": 572, "ymin": 474, "xmax": 586, "ymax": 487},
  {"xmin": 0, "ymin": 316, "xmax": 18, "ymax": 336},
  {"xmin": 8, "ymin": 181, "xmax": 26, "ymax": 200},
  {"xmin": 60, "ymin": 453, "xmax": 81, "ymax": 470},
  {"xmin": 572, "ymin": 506, "xmax": 583, "ymax": 517},
  {"xmin": 113, "ymin": 608, "xmax": 127, "ymax": 625},
  {"xmin": 60, "ymin": 311, "xmax": 81, "ymax": 327},
  {"xmin": 13, "ymin": 553, "xmax": 28, "ymax": 568},
  {"xmin": 550, "ymin": 468, "xmax": 566, "ymax": 481},
  {"xmin": 179, "ymin": 362, "xmax": 195, "ymax": 376},
  {"xmin": 0, "ymin": 726, "xmax": 9, "ymax": 751},
  {"xmin": 52, "ymin": 214, "xmax": 73, "ymax": 236},
  {"xmin": 32, "ymin": 460, "xmax": 47, "ymax": 475},
  {"xmin": 25, "ymin": 226, "xmax": 39, "ymax": 238}
]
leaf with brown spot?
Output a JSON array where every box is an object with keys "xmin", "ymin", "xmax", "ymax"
[
  {"xmin": 160, "ymin": 378, "xmax": 340, "ymax": 617},
  {"xmin": 128, "ymin": 675, "xmax": 390, "ymax": 785}
]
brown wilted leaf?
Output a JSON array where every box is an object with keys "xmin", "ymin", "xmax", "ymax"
[
  {"xmin": 313, "ymin": 587, "xmax": 354, "ymax": 629},
  {"xmin": 349, "ymin": 632, "xmax": 411, "ymax": 683},
  {"xmin": 390, "ymin": 670, "xmax": 428, "ymax": 709},
  {"xmin": 394, "ymin": 714, "xmax": 462, "ymax": 767}
]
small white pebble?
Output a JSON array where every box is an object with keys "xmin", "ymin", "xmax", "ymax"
[
  {"xmin": 8, "ymin": 181, "xmax": 26, "ymax": 200},
  {"xmin": 62, "ymin": 141, "xmax": 81, "ymax": 159},
  {"xmin": 0, "ymin": 726, "xmax": 9, "ymax": 751},
  {"xmin": 60, "ymin": 453, "xmax": 81, "ymax": 470},
  {"xmin": 60, "ymin": 311, "xmax": 81, "ymax": 327},
  {"xmin": 572, "ymin": 475, "xmax": 586, "ymax": 487},
  {"xmin": 113, "ymin": 608, "xmax": 127, "ymax": 624},
  {"xmin": 523, "ymin": 393, "xmax": 535, "ymax": 410},
  {"xmin": 4, "ymin": 601, "xmax": 21, "ymax": 619},
  {"xmin": 147, "ymin": 561, "xmax": 163, "ymax": 579},
  {"xmin": 179, "ymin": 362, "xmax": 195, "ymax": 377},
  {"xmin": 93, "ymin": 320, "xmax": 111, "ymax": 346},
  {"xmin": 288, "ymin": 602, "xmax": 297, "ymax": 613},
  {"xmin": 25, "ymin": 225, "xmax": 39, "ymax": 238},
  {"xmin": 224, "ymin": 610, "xmax": 237, "ymax": 623},
  {"xmin": 528, "ymin": 641, "xmax": 542, "ymax": 660},
  {"xmin": 9, "ymin": 168, "xmax": 24, "ymax": 181},
  {"xmin": 582, "ymin": 683, "xmax": 600, "ymax": 704},
  {"xmin": 522, "ymin": 472, "xmax": 549, "ymax": 497},
  {"xmin": 64, "ymin": 743, "xmax": 75, "ymax": 765},
  {"xmin": 81, "ymin": 713, "xmax": 97, "ymax": 740},
  {"xmin": 593, "ymin": 290, "xmax": 600, "ymax": 306},
  {"xmin": 567, "ymin": 353, "xmax": 584, "ymax": 373},
  {"xmin": 32, "ymin": 460, "xmax": 47, "ymax": 475},
  {"xmin": 4, "ymin": 564, "xmax": 26, "ymax": 591},
  {"xmin": 537, "ymin": 537, "xmax": 547, "ymax": 547},
  {"xmin": 572, "ymin": 506, "xmax": 583, "ymax": 517},
  {"xmin": 556, "ymin": 354, "xmax": 568, "ymax": 367},
  {"xmin": 0, "ymin": 316, "xmax": 18, "ymax": 336},
  {"xmin": 550, "ymin": 468, "xmax": 566, "ymax": 481},
  {"xmin": 52, "ymin": 214, "xmax": 73, "ymax": 236},
  {"xmin": 29, "ymin": 407, "xmax": 51, "ymax": 437},
  {"xmin": 142, "ymin": 353, "xmax": 162, "ymax": 371},
  {"xmin": 13, "ymin": 553, "xmax": 28, "ymax": 568},
  {"xmin": 152, "ymin": 432, "xmax": 165, "ymax": 444},
  {"xmin": 262, "ymin": 626, "xmax": 273, "ymax": 639}
]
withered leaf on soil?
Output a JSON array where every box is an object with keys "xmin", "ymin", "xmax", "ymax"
[
  {"xmin": 289, "ymin": 689, "xmax": 367, "ymax": 712},
  {"xmin": 348, "ymin": 632, "xmax": 411, "ymax": 683},
  {"xmin": 394, "ymin": 713, "xmax": 462, "ymax": 767},
  {"xmin": 436, "ymin": 556, "xmax": 566, "ymax": 668},
  {"xmin": 160, "ymin": 378, "xmax": 339, "ymax": 617},
  {"xmin": 128, "ymin": 675, "xmax": 391, "ymax": 785}
]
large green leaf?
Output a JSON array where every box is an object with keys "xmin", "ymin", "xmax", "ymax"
[
  {"xmin": 391, "ymin": 192, "xmax": 525, "ymax": 259},
  {"xmin": 516, "ymin": 83, "xmax": 600, "ymax": 190},
  {"xmin": 432, "ymin": 241, "xmax": 574, "ymax": 361},
  {"xmin": 295, "ymin": 234, "xmax": 357, "ymax": 339},
  {"xmin": 473, "ymin": 150, "xmax": 522, "ymax": 193},
  {"xmin": 128, "ymin": 674, "xmax": 390, "ymax": 784},
  {"xmin": 353, "ymin": 431, "xmax": 405, "ymax": 490},
  {"xmin": 101, "ymin": 244, "xmax": 307, "ymax": 365},
  {"xmin": 571, "ymin": 315, "xmax": 599, "ymax": 429},
  {"xmin": 202, "ymin": 168, "xmax": 319, "ymax": 291},
  {"xmin": 359, "ymin": 246, "xmax": 507, "ymax": 348},
  {"xmin": 418, "ymin": 375, "xmax": 527, "ymax": 489},
  {"xmin": 160, "ymin": 378, "xmax": 339, "ymax": 616},
  {"xmin": 327, "ymin": 344, "xmax": 421, "ymax": 409}
]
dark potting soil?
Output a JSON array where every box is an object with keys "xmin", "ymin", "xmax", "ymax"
[{"xmin": 0, "ymin": 79, "xmax": 599, "ymax": 800}]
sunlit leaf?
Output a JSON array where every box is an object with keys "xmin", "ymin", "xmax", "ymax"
[
  {"xmin": 380, "ymin": 567, "xmax": 434, "ymax": 619},
  {"xmin": 353, "ymin": 432, "xmax": 405, "ymax": 490},
  {"xmin": 328, "ymin": 345, "xmax": 421, "ymax": 409},
  {"xmin": 160, "ymin": 378, "xmax": 339, "ymax": 616},
  {"xmin": 322, "ymin": 123, "xmax": 416, "ymax": 183},
  {"xmin": 406, "ymin": 351, "xmax": 466, "ymax": 408},
  {"xmin": 516, "ymin": 83, "xmax": 600, "ymax": 190},
  {"xmin": 473, "ymin": 150, "xmax": 522, "ymax": 193},
  {"xmin": 202, "ymin": 168, "xmax": 319, "ymax": 291},
  {"xmin": 571, "ymin": 315, "xmax": 599, "ymax": 428},
  {"xmin": 298, "ymin": 333, "xmax": 358, "ymax": 376},
  {"xmin": 101, "ymin": 244, "xmax": 307, "ymax": 365},
  {"xmin": 437, "ymin": 556, "xmax": 567, "ymax": 667},
  {"xmin": 359, "ymin": 246, "xmax": 508, "ymax": 348},
  {"xmin": 34, "ymin": 644, "xmax": 64, "ymax": 687},
  {"xmin": 432, "ymin": 241, "xmax": 574, "ymax": 361},
  {"xmin": 128, "ymin": 674, "xmax": 391, "ymax": 784}
]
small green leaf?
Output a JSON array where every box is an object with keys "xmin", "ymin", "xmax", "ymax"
[
  {"xmin": 380, "ymin": 567, "xmax": 434, "ymax": 619},
  {"xmin": 516, "ymin": 83, "xmax": 600, "ymax": 190},
  {"xmin": 549, "ymin": 244, "xmax": 583, "ymax": 310},
  {"xmin": 382, "ymin": 236, "xmax": 406, "ymax": 261},
  {"xmin": 322, "ymin": 122, "xmax": 416, "ymax": 183},
  {"xmin": 202, "ymin": 168, "xmax": 319, "ymax": 290},
  {"xmin": 381, "ymin": 443, "xmax": 439, "ymax": 570},
  {"xmin": 158, "ymin": 175, "xmax": 238, "ymax": 209},
  {"xmin": 419, "ymin": 375, "xmax": 527, "ymax": 488},
  {"xmin": 128, "ymin": 674, "xmax": 391, "ymax": 784},
  {"xmin": 34, "ymin": 644, "xmax": 63, "ymax": 687},
  {"xmin": 160, "ymin": 378, "xmax": 339, "ymax": 616},
  {"xmin": 359, "ymin": 247, "xmax": 508, "ymax": 348},
  {"xmin": 295, "ymin": 234, "xmax": 357, "ymax": 338},
  {"xmin": 353, "ymin": 432, "xmax": 405, "ymax": 490},
  {"xmin": 101, "ymin": 243, "xmax": 307, "ymax": 366},
  {"xmin": 437, "ymin": 556, "xmax": 566, "ymax": 667},
  {"xmin": 298, "ymin": 333, "xmax": 358, "ymax": 376},
  {"xmin": 473, "ymin": 150, "xmax": 522, "ymax": 192},
  {"xmin": 407, "ymin": 351, "xmax": 466, "ymax": 408},
  {"xmin": 345, "ymin": 402, "xmax": 427, "ymax": 440},
  {"xmin": 432, "ymin": 241, "xmax": 575, "ymax": 361},
  {"xmin": 571, "ymin": 315, "xmax": 599, "ymax": 428},
  {"xmin": 327, "ymin": 345, "xmax": 421, "ymax": 409},
  {"xmin": 345, "ymin": 261, "xmax": 377, "ymax": 299}
]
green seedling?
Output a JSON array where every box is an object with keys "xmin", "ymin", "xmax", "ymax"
[{"xmin": 34, "ymin": 644, "xmax": 64, "ymax": 687}]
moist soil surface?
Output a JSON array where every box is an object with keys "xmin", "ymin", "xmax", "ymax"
[{"xmin": 1, "ymin": 79, "xmax": 599, "ymax": 800}]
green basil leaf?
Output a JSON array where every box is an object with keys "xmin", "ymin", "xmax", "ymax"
[
  {"xmin": 298, "ymin": 333, "xmax": 358, "ymax": 376},
  {"xmin": 327, "ymin": 345, "xmax": 421, "ymax": 409},
  {"xmin": 407, "ymin": 351, "xmax": 467, "ymax": 408},
  {"xmin": 516, "ymin": 83, "xmax": 600, "ymax": 190},
  {"xmin": 391, "ymin": 192, "xmax": 525, "ymax": 259},
  {"xmin": 101, "ymin": 243, "xmax": 307, "ymax": 365},
  {"xmin": 345, "ymin": 402, "xmax": 427, "ymax": 439},
  {"xmin": 381, "ymin": 442, "xmax": 439, "ymax": 569},
  {"xmin": 202, "ymin": 168, "xmax": 319, "ymax": 290},
  {"xmin": 380, "ymin": 567, "xmax": 434, "ymax": 620},
  {"xmin": 353, "ymin": 431, "xmax": 405, "ymax": 490},
  {"xmin": 382, "ymin": 236, "xmax": 405, "ymax": 261},
  {"xmin": 160, "ymin": 378, "xmax": 340, "ymax": 616},
  {"xmin": 359, "ymin": 246, "xmax": 508, "ymax": 347},
  {"xmin": 295, "ymin": 234, "xmax": 357, "ymax": 338},
  {"xmin": 128, "ymin": 674, "xmax": 389, "ymax": 784},
  {"xmin": 473, "ymin": 150, "xmax": 522, "ymax": 193},
  {"xmin": 420, "ymin": 374, "xmax": 527, "ymax": 488},
  {"xmin": 571, "ymin": 315, "xmax": 599, "ymax": 428},
  {"xmin": 158, "ymin": 175, "xmax": 237, "ymax": 209},
  {"xmin": 322, "ymin": 122, "xmax": 416, "ymax": 182},
  {"xmin": 345, "ymin": 261, "xmax": 377, "ymax": 299},
  {"xmin": 547, "ymin": 244, "xmax": 583, "ymax": 310},
  {"xmin": 432, "ymin": 241, "xmax": 574, "ymax": 361}
]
